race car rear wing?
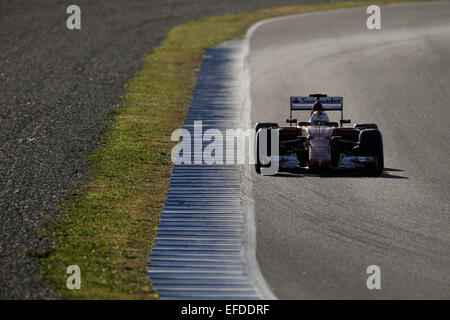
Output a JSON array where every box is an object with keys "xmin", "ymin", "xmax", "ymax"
[
  {"xmin": 289, "ymin": 95, "xmax": 344, "ymax": 121},
  {"xmin": 290, "ymin": 96, "xmax": 343, "ymax": 111}
]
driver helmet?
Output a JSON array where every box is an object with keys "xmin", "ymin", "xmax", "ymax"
[
  {"xmin": 312, "ymin": 100, "xmax": 324, "ymax": 112},
  {"xmin": 310, "ymin": 111, "xmax": 329, "ymax": 126}
]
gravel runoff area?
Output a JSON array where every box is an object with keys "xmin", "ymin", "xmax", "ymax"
[{"xmin": 0, "ymin": 0, "xmax": 350, "ymax": 299}]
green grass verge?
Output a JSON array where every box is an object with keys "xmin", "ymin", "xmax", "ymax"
[{"xmin": 37, "ymin": 0, "xmax": 427, "ymax": 299}]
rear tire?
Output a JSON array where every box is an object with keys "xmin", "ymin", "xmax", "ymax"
[
  {"xmin": 354, "ymin": 123, "xmax": 378, "ymax": 130},
  {"xmin": 359, "ymin": 129, "xmax": 384, "ymax": 176}
]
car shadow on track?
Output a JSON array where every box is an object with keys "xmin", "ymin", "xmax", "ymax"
[{"xmin": 275, "ymin": 167, "xmax": 408, "ymax": 179}]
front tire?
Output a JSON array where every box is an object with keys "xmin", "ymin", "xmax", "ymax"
[
  {"xmin": 254, "ymin": 123, "xmax": 278, "ymax": 174},
  {"xmin": 359, "ymin": 129, "xmax": 384, "ymax": 176},
  {"xmin": 255, "ymin": 122, "xmax": 279, "ymax": 133}
]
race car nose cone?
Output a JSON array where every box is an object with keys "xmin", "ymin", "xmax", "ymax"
[{"xmin": 309, "ymin": 147, "xmax": 331, "ymax": 168}]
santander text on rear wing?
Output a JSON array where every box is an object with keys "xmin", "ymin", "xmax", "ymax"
[{"xmin": 290, "ymin": 96, "xmax": 343, "ymax": 111}]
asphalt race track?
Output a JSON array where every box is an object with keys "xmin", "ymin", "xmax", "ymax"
[
  {"xmin": 0, "ymin": 0, "xmax": 347, "ymax": 299},
  {"xmin": 249, "ymin": 1, "xmax": 450, "ymax": 299}
]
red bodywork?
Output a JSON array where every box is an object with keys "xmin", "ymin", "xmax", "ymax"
[
  {"xmin": 279, "ymin": 125, "xmax": 360, "ymax": 169},
  {"xmin": 306, "ymin": 126, "xmax": 333, "ymax": 168}
]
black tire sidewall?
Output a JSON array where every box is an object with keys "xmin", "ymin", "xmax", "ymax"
[{"xmin": 359, "ymin": 129, "xmax": 384, "ymax": 175}]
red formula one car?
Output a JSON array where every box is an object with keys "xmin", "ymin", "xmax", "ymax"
[{"xmin": 255, "ymin": 94, "xmax": 384, "ymax": 175}]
